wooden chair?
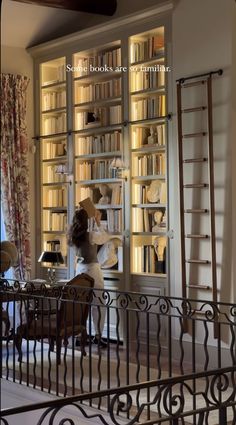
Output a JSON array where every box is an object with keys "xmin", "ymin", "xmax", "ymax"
[{"xmin": 15, "ymin": 273, "xmax": 94, "ymax": 364}]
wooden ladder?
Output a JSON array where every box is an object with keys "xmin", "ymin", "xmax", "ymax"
[{"xmin": 176, "ymin": 70, "xmax": 223, "ymax": 337}]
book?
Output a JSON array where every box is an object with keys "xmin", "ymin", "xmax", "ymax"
[{"xmin": 79, "ymin": 197, "xmax": 96, "ymax": 218}]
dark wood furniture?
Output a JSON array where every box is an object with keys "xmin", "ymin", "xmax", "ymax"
[{"xmin": 15, "ymin": 273, "xmax": 94, "ymax": 364}]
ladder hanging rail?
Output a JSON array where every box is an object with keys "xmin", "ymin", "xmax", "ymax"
[
  {"xmin": 176, "ymin": 69, "xmax": 223, "ymax": 84},
  {"xmin": 176, "ymin": 69, "xmax": 223, "ymax": 338}
]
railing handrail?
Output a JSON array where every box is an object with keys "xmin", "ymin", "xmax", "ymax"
[
  {"xmin": 1, "ymin": 365, "xmax": 235, "ymax": 417},
  {"xmin": 1, "ymin": 277, "xmax": 236, "ymax": 309}
]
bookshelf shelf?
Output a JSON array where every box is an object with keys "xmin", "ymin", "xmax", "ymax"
[
  {"xmin": 74, "ymin": 70, "xmax": 122, "ymax": 83},
  {"xmin": 132, "ymin": 146, "xmax": 165, "ymax": 154},
  {"xmin": 42, "ymin": 156, "xmax": 67, "ymax": 164},
  {"xmin": 41, "ymin": 80, "xmax": 66, "ymax": 89},
  {"xmin": 130, "ymin": 87, "xmax": 165, "ymax": 97},
  {"xmin": 74, "ymin": 96, "xmax": 121, "ymax": 108},
  {"xmin": 74, "ymin": 124, "xmax": 123, "ymax": 135},
  {"xmin": 75, "ymin": 151, "xmax": 121, "ymax": 160},
  {"xmin": 132, "ymin": 203, "xmax": 166, "ymax": 208},
  {"xmin": 42, "ymin": 207, "xmax": 67, "ymax": 211},
  {"xmin": 94, "ymin": 204, "xmax": 122, "ymax": 209},
  {"xmin": 75, "ymin": 178, "xmax": 123, "ymax": 185},
  {"xmin": 133, "ymin": 231, "xmax": 166, "ymax": 236},
  {"xmin": 43, "ymin": 231, "xmax": 66, "ymax": 235},
  {"xmin": 132, "ymin": 272, "xmax": 167, "ymax": 278},
  {"xmin": 42, "ymin": 182, "xmax": 67, "ymax": 187},
  {"xmin": 132, "ymin": 175, "xmax": 165, "ymax": 181},
  {"xmin": 130, "ymin": 50, "xmax": 165, "ymax": 67},
  {"xmin": 42, "ymin": 107, "xmax": 66, "ymax": 114}
]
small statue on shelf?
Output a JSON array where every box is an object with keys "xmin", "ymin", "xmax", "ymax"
[
  {"xmin": 153, "ymin": 236, "xmax": 167, "ymax": 274},
  {"xmin": 97, "ymin": 184, "xmax": 110, "ymax": 205},
  {"xmin": 152, "ymin": 210, "xmax": 164, "ymax": 232},
  {"xmin": 147, "ymin": 126, "xmax": 157, "ymax": 145}
]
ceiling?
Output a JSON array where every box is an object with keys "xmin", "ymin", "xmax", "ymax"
[
  {"xmin": 1, "ymin": 0, "xmax": 108, "ymax": 48},
  {"xmin": 1, "ymin": 0, "xmax": 166, "ymax": 49}
]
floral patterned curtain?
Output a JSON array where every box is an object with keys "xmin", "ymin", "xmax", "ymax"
[{"xmin": 1, "ymin": 74, "xmax": 31, "ymax": 279}]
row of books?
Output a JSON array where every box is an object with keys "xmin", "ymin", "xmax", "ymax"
[
  {"xmin": 43, "ymin": 188, "xmax": 66, "ymax": 207},
  {"xmin": 43, "ymin": 113, "xmax": 66, "ymax": 135},
  {"xmin": 132, "ymin": 125, "xmax": 165, "ymax": 148},
  {"xmin": 75, "ymin": 131, "xmax": 121, "ymax": 155},
  {"xmin": 133, "ymin": 182, "xmax": 166, "ymax": 204},
  {"xmin": 43, "ymin": 165, "xmax": 67, "ymax": 183},
  {"xmin": 76, "ymin": 79, "xmax": 121, "ymax": 103},
  {"xmin": 133, "ymin": 245, "xmax": 161, "ymax": 274},
  {"xmin": 42, "ymin": 65, "xmax": 66, "ymax": 86},
  {"xmin": 133, "ymin": 153, "xmax": 166, "ymax": 176},
  {"xmin": 42, "ymin": 90, "xmax": 66, "ymax": 111},
  {"xmin": 106, "ymin": 210, "xmax": 122, "ymax": 232},
  {"xmin": 43, "ymin": 210, "xmax": 67, "ymax": 232},
  {"xmin": 132, "ymin": 208, "xmax": 165, "ymax": 232},
  {"xmin": 42, "ymin": 140, "xmax": 67, "ymax": 159},
  {"xmin": 131, "ymin": 96, "xmax": 166, "ymax": 121},
  {"xmin": 74, "ymin": 47, "xmax": 121, "ymax": 77},
  {"xmin": 43, "ymin": 239, "xmax": 67, "ymax": 258},
  {"xmin": 130, "ymin": 36, "xmax": 164, "ymax": 63},
  {"xmin": 76, "ymin": 105, "xmax": 122, "ymax": 129},
  {"xmin": 76, "ymin": 159, "xmax": 115, "ymax": 180},
  {"xmin": 131, "ymin": 70, "xmax": 165, "ymax": 92}
]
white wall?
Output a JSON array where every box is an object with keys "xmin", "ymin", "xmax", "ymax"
[
  {"xmin": 232, "ymin": 4, "xmax": 236, "ymax": 303},
  {"xmin": 1, "ymin": 46, "xmax": 36, "ymax": 277},
  {"xmin": 169, "ymin": 0, "xmax": 234, "ymax": 304}
]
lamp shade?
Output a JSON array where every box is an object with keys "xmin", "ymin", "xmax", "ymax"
[
  {"xmin": 110, "ymin": 157, "xmax": 125, "ymax": 169},
  {"xmin": 38, "ymin": 251, "xmax": 64, "ymax": 265}
]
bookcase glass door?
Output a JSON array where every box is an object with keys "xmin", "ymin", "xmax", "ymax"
[
  {"xmin": 40, "ymin": 57, "xmax": 68, "ymax": 270},
  {"xmin": 129, "ymin": 26, "xmax": 168, "ymax": 277},
  {"xmin": 72, "ymin": 42, "xmax": 124, "ymax": 274}
]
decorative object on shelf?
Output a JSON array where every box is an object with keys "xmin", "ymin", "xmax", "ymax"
[
  {"xmin": 146, "ymin": 180, "xmax": 162, "ymax": 203},
  {"xmin": 153, "ymin": 236, "xmax": 166, "ymax": 274},
  {"xmin": 38, "ymin": 250, "xmax": 64, "ymax": 284},
  {"xmin": 152, "ymin": 210, "xmax": 164, "ymax": 232},
  {"xmin": 97, "ymin": 184, "xmax": 111, "ymax": 205},
  {"xmin": 97, "ymin": 237, "xmax": 122, "ymax": 269},
  {"xmin": 110, "ymin": 157, "xmax": 126, "ymax": 178},
  {"xmin": 147, "ymin": 125, "xmax": 158, "ymax": 145},
  {"xmin": 55, "ymin": 163, "xmax": 69, "ymax": 175}
]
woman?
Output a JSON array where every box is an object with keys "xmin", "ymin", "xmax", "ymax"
[{"xmin": 68, "ymin": 208, "xmax": 109, "ymax": 347}]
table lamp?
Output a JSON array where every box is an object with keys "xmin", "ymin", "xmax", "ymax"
[{"xmin": 38, "ymin": 250, "xmax": 64, "ymax": 284}]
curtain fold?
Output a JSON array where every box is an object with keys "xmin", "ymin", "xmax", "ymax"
[{"xmin": 1, "ymin": 73, "xmax": 31, "ymax": 279}]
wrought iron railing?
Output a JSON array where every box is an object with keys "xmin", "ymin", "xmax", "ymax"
[
  {"xmin": 1, "ymin": 277, "xmax": 236, "ymax": 424},
  {"xmin": 1, "ymin": 367, "xmax": 236, "ymax": 424}
]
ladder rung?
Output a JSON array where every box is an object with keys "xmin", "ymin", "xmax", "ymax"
[
  {"xmin": 183, "ymin": 132, "xmax": 207, "ymax": 139},
  {"xmin": 184, "ymin": 183, "xmax": 208, "ymax": 189},
  {"xmin": 182, "ymin": 80, "xmax": 206, "ymax": 88},
  {"xmin": 182, "ymin": 106, "xmax": 207, "ymax": 113},
  {"xmin": 186, "ymin": 259, "xmax": 210, "ymax": 264},
  {"xmin": 184, "ymin": 209, "xmax": 208, "ymax": 213},
  {"xmin": 187, "ymin": 284, "xmax": 211, "ymax": 290},
  {"xmin": 183, "ymin": 158, "xmax": 207, "ymax": 164},
  {"xmin": 185, "ymin": 234, "xmax": 209, "ymax": 239}
]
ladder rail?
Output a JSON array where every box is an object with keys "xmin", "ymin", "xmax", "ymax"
[
  {"xmin": 206, "ymin": 76, "xmax": 218, "ymax": 305},
  {"xmin": 177, "ymin": 83, "xmax": 187, "ymax": 299}
]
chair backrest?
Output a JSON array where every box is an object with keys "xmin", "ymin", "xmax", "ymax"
[{"xmin": 59, "ymin": 273, "xmax": 94, "ymax": 332}]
